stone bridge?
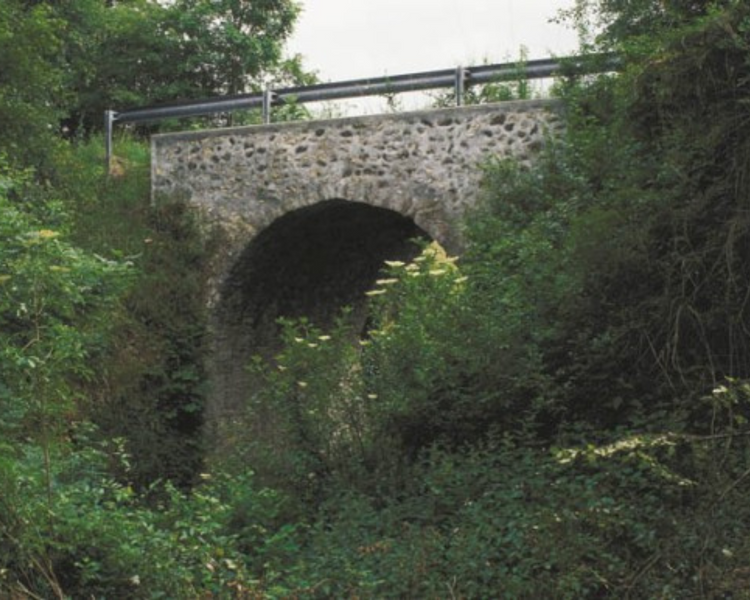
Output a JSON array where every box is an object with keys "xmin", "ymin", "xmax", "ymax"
[{"xmin": 150, "ymin": 99, "xmax": 562, "ymax": 427}]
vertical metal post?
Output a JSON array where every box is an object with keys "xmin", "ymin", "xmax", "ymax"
[
  {"xmin": 104, "ymin": 110, "xmax": 115, "ymax": 174},
  {"xmin": 455, "ymin": 66, "xmax": 466, "ymax": 107},
  {"xmin": 262, "ymin": 89, "xmax": 274, "ymax": 124}
]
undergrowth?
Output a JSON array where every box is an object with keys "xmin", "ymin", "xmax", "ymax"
[{"xmin": 3, "ymin": 2, "xmax": 750, "ymax": 597}]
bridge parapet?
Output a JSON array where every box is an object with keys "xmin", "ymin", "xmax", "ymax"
[{"xmin": 152, "ymin": 99, "xmax": 562, "ymax": 257}]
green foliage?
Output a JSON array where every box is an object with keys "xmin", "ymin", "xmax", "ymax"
[
  {"xmin": 262, "ymin": 382, "xmax": 750, "ymax": 597},
  {"xmin": 221, "ymin": 4, "xmax": 750, "ymax": 597},
  {"xmin": 559, "ymin": 0, "xmax": 734, "ymax": 52},
  {"xmin": 0, "ymin": 158, "xmax": 131, "ymax": 499},
  {"xmin": 0, "ymin": 135, "xmax": 210, "ymax": 492},
  {"xmin": 56, "ymin": 0, "xmax": 178, "ymax": 135},
  {"xmin": 0, "ymin": 0, "xmax": 309, "ymax": 149},
  {"xmin": 0, "ymin": 427, "xmax": 282, "ymax": 598},
  {"xmin": 0, "ymin": 137, "xmax": 290, "ymax": 598},
  {"xmin": 49, "ymin": 138, "xmax": 213, "ymax": 489},
  {"xmin": 3, "ymin": 0, "xmax": 750, "ymax": 596},
  {"xmin": 238, "ymin": 244, "xmax": 520, "ymax": 500},
  {"xmin": 450, "ymin": 2, "xmax": 750, "ymax": 434},
  {"xmin": 0, "ymin": 150, "xmax": 282, "ymax": 596},
  {"xmin": 67, "ymin": 0, "xmax": 305, "ymax": 134},
  {"xmin": 361, "ymin": 245, "xmax": 530, "ymax": 454},
  {"xmin": 166, "ymin": 0, "xmax": 300, "ymax": 94},
  {"xmin": 0, "ymin": 1, "xmax": 66, "ymax": 169},
  {"xmin": 94, "ymin": 198, "xmax": 212, "ymax": 488}
]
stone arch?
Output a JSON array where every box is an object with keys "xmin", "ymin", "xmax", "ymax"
[
  {"xmin": 206, "ymin": 198, "xmax": 432, "ymax": 425},
  {"xmin": 151, "ymin": 100, "xmax": 566, "ymax": 436}
]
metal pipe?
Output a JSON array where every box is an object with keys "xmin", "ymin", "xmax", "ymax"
[
  {"xmin": 115, "ymin": 96, "xmax": 265, "ymax": 123},
  {"xmin": 455, "ymin": 66, "xmax": 466, "ymax": 106},
  {"xmin": 262, "ymin": 89, "xmax": 274, "ymax": 124},
  {"xmin": 107, "ymin": 53, "xmax": 619, "ymax": 130},
  {"xmin": 104, "ymin": 110, "xmax": 115, "ymax": 174},
  {"xmin": 277, "ymin": 74, "xmax": 457, "ymax": 103}
]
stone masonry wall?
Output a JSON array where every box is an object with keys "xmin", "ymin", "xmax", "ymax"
[{"xmin": 152, "ymin": 99, "xmax": 562, "ymax": 260}]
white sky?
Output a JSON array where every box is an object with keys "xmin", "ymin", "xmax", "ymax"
[{"xmin": 286, "ymin": 0, "xmax": 580, "ymax": 81}]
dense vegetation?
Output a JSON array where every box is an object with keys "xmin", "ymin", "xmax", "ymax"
[{"xmin": 2, "ymin": 0, "xmax": 750, "ymax": 596}]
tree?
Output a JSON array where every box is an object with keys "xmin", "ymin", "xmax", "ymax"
[
  {"xmin": 561, "ymin": 0, "xmax": 729, "ymax": 50},
  {"xmin": 167, "ymin": 0, "xmax": 301, "ymax": 96},
  {"xmin": 0, "ymin": 1, "xmax": 65, "ymax": 167},
  {"xmin": 0, "ymin": 0, "xmax": 306, "ymax": 141},
  {"xmin": 64, "ymin": 0, "xmax": 304, "ymax": 135}
]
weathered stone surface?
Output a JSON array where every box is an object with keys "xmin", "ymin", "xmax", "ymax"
[
  {"xmin": 150, "ymin": 99, "xmax": 562, "ymax": 429},
  {"xmin": 152, "ymin": 99, "xmax": 561, "ymax": 257}
]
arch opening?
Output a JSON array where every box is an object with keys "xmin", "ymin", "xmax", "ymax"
[{"xmin": 209, "ymin": 199, "xmax": 431, "ymax": 421}]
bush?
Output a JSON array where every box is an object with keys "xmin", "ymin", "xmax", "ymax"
[
  {"xmin": 0, "ymin": 430, "xmax": 273, "ymax": 598},
  {"xmin": 237, "ymin": 242, "xmax": 533, "ymax": 500},
  {"xmin": 54, "ymin": 138, "xmax": 213, "ymax": 489}
]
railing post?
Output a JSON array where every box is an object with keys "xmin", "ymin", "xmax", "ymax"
[
  {"xmin": 104, "ymin": 109, "xmax": 115, "ymax": 174},
  {"xmin": 455, "ymin": 66, "xmax": 467, "ymax": 106},
  {"xmin": 262, "ymin": 89, "xmax": 275, "ymax": 124}
]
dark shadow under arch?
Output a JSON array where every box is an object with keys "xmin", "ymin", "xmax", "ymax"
[
  {"xmin": 227, "ymin": 199, "xmax": 429, "ymax": 332},
  {"xmin": 209, "ymin": 199, "xmax": 431, "ymax": 419}
]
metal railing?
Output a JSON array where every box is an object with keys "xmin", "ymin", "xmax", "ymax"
[{"xmin": 105, "ymin": 53, "xmax": 618, "ymax": 170}]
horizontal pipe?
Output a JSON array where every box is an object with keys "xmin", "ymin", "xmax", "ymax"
[
  {"xmin": 279, "ymin": 74, "xmax": 457, "ymax": 103},
  {"xmin": 115, "ymin": 96, "xmax": 265, "ymax": 123},
  {"xmin": 112, "ymin": 54, "xmax": 618, "ymax": 125}
]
